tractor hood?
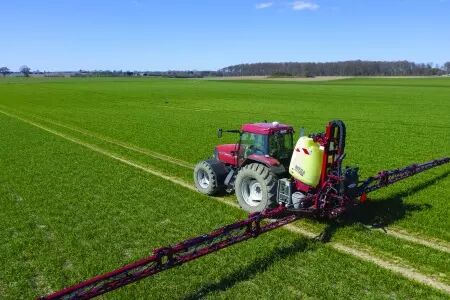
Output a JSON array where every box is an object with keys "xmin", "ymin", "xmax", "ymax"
[
  {"xmin": 215, "ymin": 144, "xmax": 282, "ymax": 168},
  {"xmin": 215, "ymin": 144, "xmax": 238, "ymax": 166}
]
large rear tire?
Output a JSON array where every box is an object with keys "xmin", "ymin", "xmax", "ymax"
[
  {"xmin": 194, "ymin": 160, "xmax": 226, "ymax": 195},
  {"xmin": 235, "ymin": 163, "xmax": 277, "ymax": 213}
]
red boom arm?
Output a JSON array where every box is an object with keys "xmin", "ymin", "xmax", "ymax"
[{"xmin": 40, "ymin": 206, "xmax": 297, "ymax": 300}]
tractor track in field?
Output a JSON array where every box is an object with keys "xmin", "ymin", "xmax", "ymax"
[
  {"xmin": 286, "ymin": 226, "xmax": 450, "ymax": 294},
  {"xmin": 0, "ymin": 108, "xmax": 232, "ymax": 205},
  {"xmin": 0, "ymin": 106, "xmax": 194, "ymax": 170},
  {"xmin": 366, "ymin": 226, "xmax": 450, "ymax": 254},
  {"xmin": 5, "ymin": 107, "xmax": 450, "ymax": 256},
  {"xmin": 1, "ymin": 108, "xmax": 449, "ymax": 295},
  {"xmin": 0, "ymin": 109, "xmax": 196, "ymax": 190}
]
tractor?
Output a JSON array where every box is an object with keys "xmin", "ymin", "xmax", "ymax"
[
  {"xmin": 194, "ymin": 121, "xmax": 296, "ymax": 212},
  {"xmin": 194, "ymin": 120, "xmax": 447, "ymax": 220}
]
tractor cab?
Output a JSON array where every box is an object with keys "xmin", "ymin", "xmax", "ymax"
[
  {"xmin": 238, "ymin": 122, "xmax": 294, "ymax": 167},
  {"xmin": 215, "ymin": 122, "xmax": 294, "ymax": 169}
]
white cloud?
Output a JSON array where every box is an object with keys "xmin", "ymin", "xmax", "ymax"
[
  {"xmin": 255, "ymin": 2, "xmax": 274, "ymax": 9},
  {"xmin": 291, "ymin": 1, "xmax": 319, "ymax": 11}
]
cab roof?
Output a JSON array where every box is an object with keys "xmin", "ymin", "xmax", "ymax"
[{"xmin": 241, "ymin": 122, "xmax": 293, "ymax": 135}]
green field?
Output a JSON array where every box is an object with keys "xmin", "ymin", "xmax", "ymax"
[{"xmin": 0, "ymin": 77, "xmax": 449, "ymax": 299}]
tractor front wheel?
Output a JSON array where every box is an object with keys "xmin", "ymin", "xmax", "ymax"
[
  {"xmin": 235, "ymin": 163, "xmax": 277, "ymax": 213},
  {"xmin": 194, "ymin": 160, "xmax": 226, "ymax": 195}
]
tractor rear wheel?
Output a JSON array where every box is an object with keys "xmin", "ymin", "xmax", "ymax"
[
  {"xmin": 235, "ymin": 163, "xmax": 277, "ymax": 213},
  {"xmin": 194, "ymin": 160, "xmax": 226, "ymax": 195}
]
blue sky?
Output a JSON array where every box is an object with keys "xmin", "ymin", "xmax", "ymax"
[{"xmin": 1, "ymin": 0, "xmax": 449, "ymax": 71}]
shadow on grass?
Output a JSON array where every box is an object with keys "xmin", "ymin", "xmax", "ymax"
[
  {"xmin": 317, "ymin": 170, "xmax": 449, "ymax": 243},
  {"xmin": 183, "ymin": 239, "xmax": 312, "ymax": 300}
]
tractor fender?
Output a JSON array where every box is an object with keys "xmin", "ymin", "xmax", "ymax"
[
  {"xmin": 270, "ymin": 164, "xmax": 288, "ymax": 177},
  {"xmin": 246, "ymin": 154, "xmax": 280, "ymax": 167},
  {"xmin": 241, "ymin": 155, "xmax": 287, "ymax": 177},
  {"xmin": 204, "ymin": 159, "xmax": 229, "ymax": 186}
]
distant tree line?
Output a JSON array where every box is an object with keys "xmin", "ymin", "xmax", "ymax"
[
  {"xmin": 1, "ymin": 60, "xmax": 449, "ymax": 78},
  {"xmin": 72, "ymin": 70, "xmax": 217, "ymax": 78},
  {"xmin": 73, "ymin": 70, "xmax": 138, "ymax": 77},
  {"xmin": 219, "ymin": 60, "xmax": 449, "ymax": 77},
  {"xmin": 0, "ymin": 65, "xmax": 31, "ymax": 76}
]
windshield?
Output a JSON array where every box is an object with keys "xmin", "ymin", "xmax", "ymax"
[
  {"xmin": 269, "ymin": 132, "xmax": 293, "ymax": 160},
  {"xmin": 239, "ymin": 133, "xmax": 268, "ymax": 158}
]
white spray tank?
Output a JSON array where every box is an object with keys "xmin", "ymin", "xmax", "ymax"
[{"xmin": 289, "ymin": 135, "xmax": 324, "ymax": 187}]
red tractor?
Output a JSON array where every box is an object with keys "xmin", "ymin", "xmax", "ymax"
[
  {"xmin": 194, "ymin": 121, "xmax": 295, "ymax": 212},
  {"xmin": 193, "ymin": 120, "xmax": 450, "ymax": 220}
]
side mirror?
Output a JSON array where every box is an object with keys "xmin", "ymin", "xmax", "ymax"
[{"xmin": 217, "ymin": 128, "xmax": 223, "ymax": 138}]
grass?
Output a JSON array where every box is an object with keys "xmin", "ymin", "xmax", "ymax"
[{"xmin": 0, "ymin": 76, "xmax": 449, "ymax": 299}]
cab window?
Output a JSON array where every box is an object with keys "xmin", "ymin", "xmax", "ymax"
[
  {"xmin": 240, "ymin": 133, "xmax": 267, "ymax": 158},
  {"xmin": 269, "ymin": 132, "xmax": 293, "ymax": 159}
]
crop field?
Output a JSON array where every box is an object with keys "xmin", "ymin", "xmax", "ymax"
[{"xmin": 0, "ymin": 77, "xmax": 449, "ymax": 299}]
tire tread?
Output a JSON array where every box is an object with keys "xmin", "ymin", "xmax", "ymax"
[{"xmin": 235, "ymin": 163, "xmax": 277, "ymax": 213}]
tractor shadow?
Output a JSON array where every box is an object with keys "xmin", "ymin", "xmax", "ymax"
[
  {"xmin": 316, "ymin": 170, "xmax": 449, "ymax": 243},
  {"xmin": 183, "ymin": 239, "xmax": 313, "ymax": 300}
]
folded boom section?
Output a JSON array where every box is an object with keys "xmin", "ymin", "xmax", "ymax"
[
  {"xmin": 359, "ymin": 157, "xmax": 449, "ymax": 195},
  {"xmin": 41, "ymin": 206, "xmax": 297, "ymax": 300}
]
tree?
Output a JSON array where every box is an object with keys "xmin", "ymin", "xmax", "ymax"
[
  {"xmin": 19, "ymin": 65, "xmax": 31, "ymax": 77},
  {"xmin": 218, "ymin": 60, "xmax": 444, "ymax": 77},
  {"xmin": 0, "ymin": 67, "xmax": 11, "ymax": 76},
  {"xmin": 444, "ymin": 62, "xmax": 450, "ymax": 74}
]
